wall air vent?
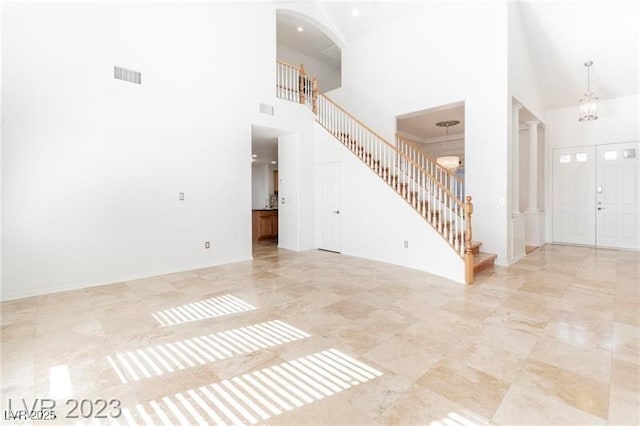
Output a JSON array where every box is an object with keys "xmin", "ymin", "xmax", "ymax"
[
  {"xmin": 114, "ymin": 66, "xmax": 142, "ymax": 85},
  {"xmin": 259, "ymin": 103, "xmax": 274, "ymax": 115}
]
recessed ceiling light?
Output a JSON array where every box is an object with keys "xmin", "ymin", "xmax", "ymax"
[
  {"xmin": 297, "ymin": 26, "xmax": 304, "ymax": 32},
  {"xmin": 352, "ymin": 8, "xmax": 360, "ymax": 17},
  {"xmin": 271, "ymin": 161, "xmax": 277, "ymax": 164}
]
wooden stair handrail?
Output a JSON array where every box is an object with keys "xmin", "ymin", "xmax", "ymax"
[
  {"xmin": 276, "ymin": 61, "xmax": 476, "ymax": 273},
  {"xmin": 396, "ymin": 134, "xmax": 465, "ymax": 186},
  {"xmin": 320, "ymin": 94, "xmax": 464, "ymax": 211},
  {"xmin": 276, "ymin": 60, "xmax": 303, "ymax": 72}
]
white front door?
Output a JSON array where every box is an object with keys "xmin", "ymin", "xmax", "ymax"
[
  {"xmin": 596, "ymin": 142, "xmax": 639, "ymax": 249},
  {"xmin": 316, "ymin": 162, "xmax": 341, "ymax": 253},
  {"xmin": 552, "ymin": 146, "xmax": 596, "ymax": 245}
]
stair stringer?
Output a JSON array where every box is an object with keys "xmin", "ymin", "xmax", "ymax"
[{"xmin": 314, "ymin": 123, "xmax": 465, "ymax": 284}]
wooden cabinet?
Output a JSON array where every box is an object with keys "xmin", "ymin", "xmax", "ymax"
[{"xmin": 252, "ymin": 210, "xmax": 278, "ymax": 240}]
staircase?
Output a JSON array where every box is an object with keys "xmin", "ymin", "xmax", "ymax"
[
  {"xmin": 396, "ymin": 135, "xmax": 496, "ymax": 275},
  {"xmin": 275, "ymin": 61, "xmax": 496, "ymax": 283}
]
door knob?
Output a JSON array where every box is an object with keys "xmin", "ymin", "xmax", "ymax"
[
  {"xmin": 597, "ymin": 207, "xmax": 604, "ymax": 211},
  {"xmin": 333, "ymin": 210, "xmax": 340, "ymax": 214}
]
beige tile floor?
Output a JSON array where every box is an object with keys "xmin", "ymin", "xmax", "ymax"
[{"xmin": 1, "ymin": 242, "xmax": 638, "ymax": 425}]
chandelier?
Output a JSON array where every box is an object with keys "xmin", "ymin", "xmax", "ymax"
[
  {"xmin": 578, "ymin": 61, "xmax": 598, "ymax": 122},
  {"xmin": 436, "ymin": 120, "xmax": 461, "ymax": 170}
]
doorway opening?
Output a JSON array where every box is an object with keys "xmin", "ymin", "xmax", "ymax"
[
  {"xmin": 396, "ymin": 102, "xmax": 466, "ymax": 180},
  {"xmin": 510, "ymin": 99, "xmax": 546, "ymax": 263},
  {"xmin": 251, "ymin": 125, "xmax": 283, "ymax": 258}
]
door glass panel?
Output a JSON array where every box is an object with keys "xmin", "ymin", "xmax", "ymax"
[
  {"xmin": 575, "ymin": 153, "xmax": 588, "ymax": 162},
  {"xmin": 604, "ymin": 150, "xmax": 618, "ymax": 160},
  {"xmin": 623, "ymin": 149, "xmax": 636, "ymax": 159},
  {"xmin": 559, "ymin": 154, "xmax": 571, "ymax": 164}
]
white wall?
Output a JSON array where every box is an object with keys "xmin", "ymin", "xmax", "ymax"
[
  {"xmin": 0, "ymin": 6, "xmax": 3, "ymax": 290},
  {"xmin": 277, "ymin": 44, "xmax": 341, "ymax": 93},
  {"xmin": 543, "ymin": 94, "xmax": 640, "ymax": 242},
  {"xmin": 268, "ymin": 164, "xmax": 277, "ymax": 195},
  {"xmin": 251, "ymin": 164, "xmax": 269, "ymax": 209},
  {"xmin": 508, "ymin": 3, "xmax": 545, "ymax": 120},
  {"xmin": 277, "ymin": 133, "xmax": 300, "ymax": 249},
  {"xmin": 328, "ymin": 2, "xmax": 510, "ymax": 265},
  {"xmin": 518, "ymin": 126, "xmax": 545, "ymax": 213},
  {"xmin": 315, "ymin": 124, "xmax": 465, "ymax": 283},
  {"xmin": 1, "ymin": 2, "xmax": 276, "ymax": 300}
]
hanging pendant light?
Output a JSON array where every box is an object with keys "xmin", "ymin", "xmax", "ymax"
[
  {"xmin": 578, "ymin": 61, "xmax": 598, "ymax": 122},
  {"xmin": 436, "ymin": 120, "xmax": 461, "ymax": 170}
]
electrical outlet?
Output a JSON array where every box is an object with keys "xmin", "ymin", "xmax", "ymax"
[
  {"xmin": 404, "ymin": 240, "xmax": 409, "ymax": 248},
  {"xmin": 205, "ymin": 241, "xmax": 210, "ymax": 249},
  {"xmin": 179, "ymin": 192, "xmax": 185, "ymax": 201}
]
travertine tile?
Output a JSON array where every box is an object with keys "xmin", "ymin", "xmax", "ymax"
[
  {"xmin": 516, "ymin": 360, "xmax": 610, "ymax": 420},
  {"xmin": 543, "ymin": 309, "xmax": 615, "ymax": 352},
  {"xmin": 615, "ymin": 299, "xmax": 640, "ymax": 327},
  {"xmin": 362, "ymin": 335, "xmax": 441, "ymax": 381},
  {"xmin": 474, "ymin": 323, "xmax": 538, "ymax": 358},
  {"xmin": 528, "ymin": 337, "xmax": 612, "ymax": 383},
  {"xmin": 416, "ymin": 361, "xmax": 512, "ymax": 419},
  {"xmin": 444, "ymin": 339, "xmax": 528, "ymax": 383},
  {"xmin": 0, "ymin": 242, "xmax": 636, "ymax": 424},
  {"xmin": 382, "ymin": 383, "xmax": 490, "ymax": 425},
  {"xmin": 0, "ymin": 296, "xmax": 37, "ymax": 325},
  {"xmin": 493, "ymin": 381, "xmax": 607, "ymax": 425},
  {"xmin": 607, "ymin": 321, "xmax": 640, "ymax": 363},
  {"xmin": 609, "ymin": 357, "xmax": 640, "ymax": 425},
  {"xmin": 1, "ymin": 319, "xmax": 36, "ymax": 341}
]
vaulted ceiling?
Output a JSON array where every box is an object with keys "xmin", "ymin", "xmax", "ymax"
[
  {"xmin": 278, "ymin": 1, "xmax": 639, "ymax": 112},
  {"xmin": 514, "ymin": 1, "xmax": 639, "ymax": 110}
]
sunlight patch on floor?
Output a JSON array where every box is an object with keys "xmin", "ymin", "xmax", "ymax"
[
  {"xmin": 107, "ymin": 320, "xmax": 310, "ymax": 384},
  {"xmin": 151, "ymin": 294, "xmax": 256, "ymax": 326},
  {"xmin": 120, "ymin": 349, "xmax": 383, "ymax": 425}
]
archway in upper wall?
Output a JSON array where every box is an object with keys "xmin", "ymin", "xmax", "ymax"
[{"xmin": 276, "ymin": 9, "xmax": 342, "ymax": 93}]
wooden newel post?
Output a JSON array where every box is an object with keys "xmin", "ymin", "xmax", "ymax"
[
  {"xmin": 464, "ymin": 196, "xmax": 474, "ymax": 285},
  {"xmin": 298, "ymin": 64, "xmax": 306, "ymax": 104}
]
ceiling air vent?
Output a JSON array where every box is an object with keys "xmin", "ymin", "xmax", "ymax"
[
  {"xmin": 114, "ymin": 66, "xmax": 142, "ymax": 85},
  {"xmin": 259, "ymin": 103, "xmax": 274, "ymax": 115}
]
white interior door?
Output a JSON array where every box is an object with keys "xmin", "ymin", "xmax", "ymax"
[
  {"xmin": 552, "ymin": 147, "xmax": 596, "ymax": 245},
  {"xmin": 596, "ymin": 142, "xmax": 639, "ymax": 249},
  {"xmin": 316, "ymin": 162, "xmax": 341, "ymax": 253}
]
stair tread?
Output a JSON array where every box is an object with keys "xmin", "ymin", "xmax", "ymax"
[{"xmin": 473, "ymin": 252, "xmax": 497, "ymax": 273}]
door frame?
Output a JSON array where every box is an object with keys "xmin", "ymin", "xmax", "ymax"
[
  {"xmin": 315, "ymin": 161, "xmax": 342, "ymax": 253},
  {"xmin": 551, "ymin": 140, "xmax": 640, "ymax": 250}
]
